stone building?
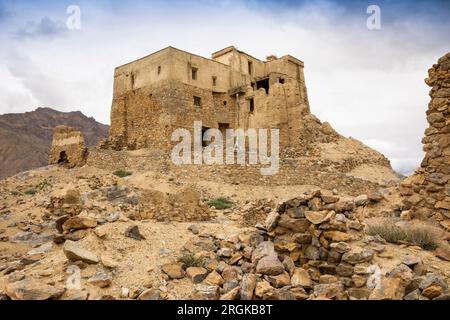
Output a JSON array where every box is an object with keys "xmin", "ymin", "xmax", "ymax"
[
  {"xmin": 107, "ymin": 46, "xmax": 310, "ymax": 151},
  {"xmin": 49, "ymin": 125, "xmax": 88, "ymax": 168},
  {"xmin": 401, "ymin": 52, "xmax": 450, "ymax": 230}
]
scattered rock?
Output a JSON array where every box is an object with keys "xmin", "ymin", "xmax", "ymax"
[
  {"xmin": 27, "ymin": 242, "xmax": 53, "ymax": 255},
  {"xmin": 251, "ymin": 241, "xmax": 276, "ymax": 263},
  {"xmin": 138, "ymin": 289, "xmax": 161, "ymax": 300},
  {"xmin": 264, "ymin": 211, "xmax": 279, "ymax": 231},
  {"xmin": 162, "ymin": 263, "xmax": 185, "ymax": 279},
  {"xmin": 256, "ymin": 255, "xmax": 285, "ymax": 276},
  {"xmin": 100, "ymin": 254, "xmax": 119, "ymax": 269},
  {"xmin": 55, "ymin": 215, "xmax": 70, "ymax": 233},
  {"xmin": 186, "ymin": 267, "xmax": 208, "ymax": 283},
  {"xmin": 354, "ymin": 195, "xmax": 368, "ymax": 206},
  {"xmin": 266, "ymin": 271, "xmax": 291, "ymax": 288},
  {"xmin": 330, "ymin": 242, "xmax": 351, "ymax": 253},
  {"xmin": 435, "ymin": 246, "xmax": 450, "ymax": 261},
  {"xmin": 402, "ymin": 256, "xmax": 422, "ymax": 266},
  {"xmin": 313, "ymin": 282, "xmax": 344, "ymax": 299},
  {"xmin": 220, "ymin": 286, "xmax": 240, "ymax": 300},
  {"xmin": 422, "ymin": 285, "xmax": 443, "ymax": 299},
  {"xmin": 63, "ymin": 240, "xmax": 99, "ymax": 264},
  {"xmin": 191, "ymin": 284, "xmax": 220, "ymax": 300},
  {"xmin": 188, "ymin": 225, "xmax": 199, "ymax": 235},
  {"xmin": 62, "ymin": 216, "xmax": 97, "ymax": 231},
  {"xmin": 291, "ymin": 268, "xmax": 313, "ymax": 288},
  {"xmin": 255, "ymin": 280, "xmax": 278, "ymax": 300},
  {"xmin": 124, "ymin": 225, "xmax": 145, "ymax": 240},
  {"xmin": 203, "ymin": 270, "xmax": 224, "ymax": 286},
  {"xmin": 87, "ymin": 268, "xmax": 112, "ymax": 288},
  {"xmin": 5, "ymin": 279, "xmax": 64, "ymax": 300},
  {"xmin": 217, "ymin": 248, "xmax": 232, "ymax": 258},
  {"xmin": 342, "ymin": 248, "xmax": 374, "ymax": 265},
  {"xmin": 240, "ymin": 273, "xmax": 257, "ymax": 300},
  {"xmin": 369, "ymin": 278, "xmax": 405, "ymax": 300},
  {"xmin": 387, "ymin": 264, "xmax": 413, "ymax": 287}
]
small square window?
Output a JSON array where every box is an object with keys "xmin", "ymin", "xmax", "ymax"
[
  {"xmin": 212, "ymin": 76, "xmax": 217, "ymax": 86},
  {"xmin": 158, "ymin": 66, "xmax": 161, "ymax": 75},
  {"xmin": 194, "ymin": 96, "xmax": 201, "ymax": 107},
  {"xmin": 223, "ymin": 101, "xmax": 227, "ymax": 106},
  {"xmin": 192, "ymin": 67, "xmax": 198, "ymax": 80}
]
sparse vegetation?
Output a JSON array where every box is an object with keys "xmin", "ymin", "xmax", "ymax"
[
  {"xmin": 177, "ymin": 253, "xmax": 205, "ymax": 269},
  {"xmin": 24, "ymin": 189, "xmax": 37, "ymax": 196},
  {"xmin": 36, "ymin": 180, "xmax": 51, "ymax": 190},
  {"xmin": 113, "ymin": 170, "xmax": 133, "ymax": 178},
  {"xmin": 10, "ymin": 190, "xmax": 20, "ymax": 196},
  {"xmin": 367, "ymin": 219, "xmax": 407, "ymax": 243},
  {"xmin": 207, "ymin": 197, "xmax": 234, "ymax": 210},
  {"xmin": 367, "ymin": 219, "xmax": 441, "ymax": 250},
  {"xmin": 404, "ymin": 225, "xmax": 440, "ymax": 250}
]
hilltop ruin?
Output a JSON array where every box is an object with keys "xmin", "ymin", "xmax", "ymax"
[
  {"xmin": 49, "ymin": 125, "xmax": 88, "ymax": 168},
  {"xmin": 91, "ymin": 46, "xmax": 398, "ymax": 194}
]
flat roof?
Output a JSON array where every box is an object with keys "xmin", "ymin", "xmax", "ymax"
[
  {"xmin": 115, "ymin": 46, "xmax": 305, "ymax": 71},
  {"xmin": 116, "ymin": 46, "xmax": 230, "ymax": 70}
]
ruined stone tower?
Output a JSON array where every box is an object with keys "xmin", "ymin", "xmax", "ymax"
[
  {"xmin": 49, "ymin": 126, "xmax": 88, "ymax": 168},
  {"xmin": 107, "ymin": 46, "xmax": 310, "ymax": 151}
]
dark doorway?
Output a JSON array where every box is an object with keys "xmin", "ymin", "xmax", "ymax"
[
  {"xmin": 58, "ymin": 151, "xmax": 68, "ymax": 164},
  {"xmin": 218, "ymin": 123, "xmax": 230, "ymax": 138},
  {"xmin": 249, "ymin": 98, "xmax": 255, "ymax": 113},
  {"xmin": 256, "ymin": 78, "xmax": 269, "ymax": 94},
  {"xmin": 202, "ymin": 127, "xmax": 210, "ymax": 147}
]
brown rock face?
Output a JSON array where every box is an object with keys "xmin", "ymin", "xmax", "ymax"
[
  {"xmin": 401, "ymin": 52, "xmax": 450, "ymax": 228},
  {"xmin": 49, "ymin": 125, "xmax": 88, "ymax": 168}
]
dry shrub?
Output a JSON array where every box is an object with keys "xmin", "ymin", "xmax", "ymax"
[
  {"xmin": 367, "ymin": 218, "xmax": 441, "ymax": 250},
  {"xmin": 177, "ymin": 253, "xmax": 205, "ymax": 269},
  {"xmin": 366, "ymin": 218, "xmax": 406, "ymax": 243},
  {"xmin": 404, "ymin": 224, "xmax": 441, "ymax": 250}
]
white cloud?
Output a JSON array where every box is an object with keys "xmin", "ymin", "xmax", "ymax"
[{"xmin": 13, "ymin": 16, "xmax": 68, "ymax": 39}]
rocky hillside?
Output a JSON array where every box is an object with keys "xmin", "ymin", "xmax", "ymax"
[
  {"xmin": 0, "ymin": 165, "xmax": 448, "ymax": 300},
  {"xmin": 0, "ymin": 108, "xmax": 108, "ymax": 179}
]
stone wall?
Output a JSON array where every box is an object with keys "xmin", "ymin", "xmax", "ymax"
[
  {"xmin": 401, "ymin": 52, "xmax": 450, "ymax": 230},
  {"xmin": 49, "ymin": 125, "xmax": 87, "ymax": 168},
  {"xmin": 87, "ymin": 144, "xmax": 392, "ymax": 196}
]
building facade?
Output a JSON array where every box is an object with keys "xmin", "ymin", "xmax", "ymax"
[{"xmin": 107, "ymin": 46, "xmax": 310, "ymax": 151}]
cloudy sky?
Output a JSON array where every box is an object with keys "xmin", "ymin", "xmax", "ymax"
[{"xmin": 0, "ymin": 0, "xmax": 449, "ymax": 175}]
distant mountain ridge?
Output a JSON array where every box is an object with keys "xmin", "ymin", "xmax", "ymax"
[{"xmin": 0, "ymin": 107, "xmax": 108, "ymax": 179}]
